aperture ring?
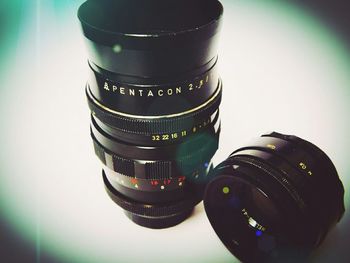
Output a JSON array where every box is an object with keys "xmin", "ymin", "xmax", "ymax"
[
  {"xmin": 92, "ymin": 131, "xmax": 219, "ymax": 180},
  {"xmin": 103, "ymin": 170, "xmax": 202, "ymax": 217},
  {"xmin": 105, "ymin": 168, "xmax": 188, "ymax": 192},
  {"xmin": 86, "ymin": 81, "xmax": 222, "ymax": 134}
]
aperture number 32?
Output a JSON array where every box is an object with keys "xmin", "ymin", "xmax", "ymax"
[{"xmin": 152, "ymin": 133, "xmax": 179, "ymax": 141}]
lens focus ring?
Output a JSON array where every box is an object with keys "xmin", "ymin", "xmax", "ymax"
[{"xmin": 92, "ymin": 128, "xmax": 220, "ymax": 179}]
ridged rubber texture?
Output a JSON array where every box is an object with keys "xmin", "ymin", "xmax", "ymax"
[{"xmin": 93, "ymin": 132, "xmax": 219, "ymax": 179}]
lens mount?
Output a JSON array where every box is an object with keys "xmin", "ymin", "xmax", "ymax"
[{"xmin": 103, "ymin": 170, "xmax": 203, "ymax": 229}]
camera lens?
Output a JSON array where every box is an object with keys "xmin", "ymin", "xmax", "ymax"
[
  {"xmin": 204, "ymin": 132, "xmax": 345, "ymax": 262},
  {"xmin": 78, "ymin": 0, "xmax": 224, "ymax": 228}
]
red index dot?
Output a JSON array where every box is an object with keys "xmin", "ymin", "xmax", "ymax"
[
  {"xmin": 151, "ymin": 180, "xmax": 159, "ymax": 186},
  {"xmin": 178, "ymin": 176, "xmax": 186, "ymax": 182},
  {"xmin": 164, "ymin": 179, "xmax": 171, "ymax": 185},
  {"xmin": 131, "ymin": 178, "xmax": 138, "ymax": 185}
]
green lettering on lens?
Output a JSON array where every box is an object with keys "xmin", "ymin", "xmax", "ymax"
[{"xmin": 222, "ymin": 186, "xmax": 230, "ymax": 194}]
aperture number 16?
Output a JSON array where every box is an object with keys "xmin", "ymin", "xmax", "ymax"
[{"xmin": 152, "ymin": 133, "xmax": 179, "ymax": 141}]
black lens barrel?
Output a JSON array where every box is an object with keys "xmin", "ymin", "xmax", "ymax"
[
  {"xmin": 79, "ymin": 0, "xmax": 224, "ymax": 228},
  {"xmin": 204, "ymin": 132, "xmax": 345, "ymax": 262}
]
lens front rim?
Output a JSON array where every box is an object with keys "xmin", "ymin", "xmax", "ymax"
[
  {"xmin": 78, "ymin": 0, "xmax": 224, "ymax": 45},
  {"xmin": 78, "ymin": 0, "xmax": 224, "ymax": 77}
]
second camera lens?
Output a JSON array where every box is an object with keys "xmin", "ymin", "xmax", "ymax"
[{"xmin": 204, "ymin": 132, "xmax": 345, "ymax": 262}]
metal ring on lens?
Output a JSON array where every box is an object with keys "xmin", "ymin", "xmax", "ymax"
[{"xmin": 86, "ymin": 80, "xmax": 222, "ymax": 134}]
